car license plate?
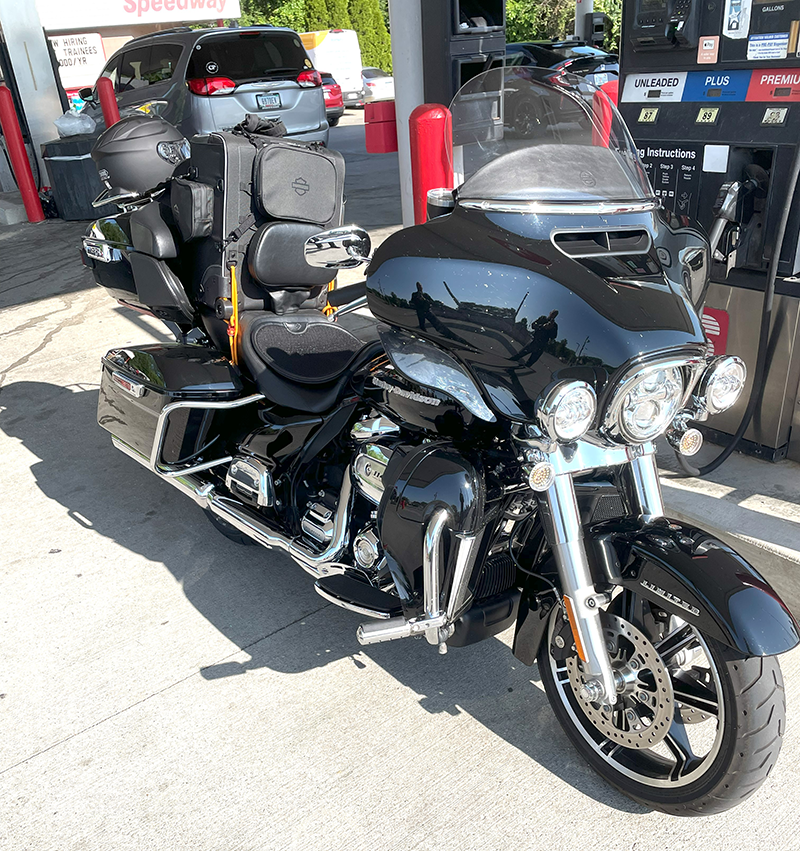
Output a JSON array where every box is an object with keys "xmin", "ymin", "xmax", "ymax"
[
  {"xmin": 345, "ymin": 92, "xmax": 357, "ymax": 100},
  {"xmin": 256, "ymin": 93, "xmax": 281, "ymax": 109}
]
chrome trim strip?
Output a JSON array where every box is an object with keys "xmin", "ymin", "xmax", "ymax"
[
  {"xmin": 314, "ymin": 584, "xmax": 394, "ymax": 619},
  {"xmin": 458, "ymin": 199, "xmax": 659, "ymax": 216}
]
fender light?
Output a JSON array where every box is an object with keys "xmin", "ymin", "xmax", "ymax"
[
  {"xmin": 297, "ymin": 70, "xmax": 322, "ymax": 88},
  {"xmin": 187, "ymin": 76, "xmax": 236, "ymax": 96}
]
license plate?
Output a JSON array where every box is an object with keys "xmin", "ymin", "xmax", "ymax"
[
  {"xmin": 345, "ymin": 92, "xmax": 358, "ymax": 100},
  {"xmin": 256, "ymin": 93, "xmax": 281, "ymax": 109},
  {"xmin": 83, "ymin": 239, "xmax": 112, "ymax": 263}
]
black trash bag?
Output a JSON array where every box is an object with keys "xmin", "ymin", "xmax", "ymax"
[{"xmin": 234, "ymin": 115, "xmax": 287, "ymax": 137}]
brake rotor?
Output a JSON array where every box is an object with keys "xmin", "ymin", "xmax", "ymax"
[{"xmin": 565, "ymin": 613, "xmax": 675, "ymax": 749}]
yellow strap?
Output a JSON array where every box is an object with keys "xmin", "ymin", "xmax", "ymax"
[
  {"xmin": 323, "ymin": 279, "xmax": 336, "ymax": 317},
  {"xmin": 227, "ymin": 265, "xmax": 239, "ymax": 365}
]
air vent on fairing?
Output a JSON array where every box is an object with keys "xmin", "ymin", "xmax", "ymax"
[{"xmin": 552, "ymin": 228, "xmax": 651, "ymax": 258}]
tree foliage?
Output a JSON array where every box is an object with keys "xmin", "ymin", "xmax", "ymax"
[
  {"xmin": 238, "ymin": 0, "xmax": 391, "ymax": 70},
  {"xmin": 349, "ymin": 0, "xmax": 392, "ymax": 71},
  {"xmin": 505, "ymin": 0, "xmax": 621, "ymax": 50}
]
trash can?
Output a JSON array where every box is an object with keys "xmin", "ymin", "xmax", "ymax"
[
  {"xmin": 41, "ymin": 135, "xmax": 116, "ymax": 221},
  {"xmin": 364, "ymin": 101, "xmax": 398, "ymax": 154}
]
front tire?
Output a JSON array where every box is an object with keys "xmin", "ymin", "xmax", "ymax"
[{"xmin": 538, "ymin": 602, "xmax": 785, "ymax": 815}]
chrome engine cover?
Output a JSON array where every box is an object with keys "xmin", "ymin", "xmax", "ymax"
[{"xmin": 352, "ymin": 443, "xmax": 394, "ymax": 504}]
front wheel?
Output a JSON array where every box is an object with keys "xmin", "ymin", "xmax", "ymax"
[{"xmin": 538, "ymin": 596, "xmax": 786, "ymax": 815}]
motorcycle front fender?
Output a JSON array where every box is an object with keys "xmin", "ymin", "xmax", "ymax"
[
  {"xmin": 594, "ymin": 518, "xmax": 800, "ymax": 657},
  {"xmin": 512, "ymin": 517, "xmax": 800, "ymax": 667}
]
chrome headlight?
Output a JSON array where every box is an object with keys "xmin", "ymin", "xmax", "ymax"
[
  {"xmin": 607, "ymin": 365, "xmax": 685, "ymax": 443},
  {"xmin": 698, "ymin": 356, "xmax": 746, "ymax": 414},
  {"xmin": 538, "ymin": 380, "xmax": 596, "ymax": 442}
]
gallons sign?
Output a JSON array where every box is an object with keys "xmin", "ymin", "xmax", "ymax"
[
  {"xmin": 36, "ymin": 0, "xmax": 241, "ymax": 30},
  {"xmin": 47, "ymin": 33, "xmax": 105, "ymax": 89}
]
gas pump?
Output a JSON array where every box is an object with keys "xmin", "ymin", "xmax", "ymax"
[{"xmin": 619, "ymin": 0, "xmax": 800, "ymax": 463}]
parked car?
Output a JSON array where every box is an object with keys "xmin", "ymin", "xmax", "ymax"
[
  {"xmin": 83, "ymin": 27, "xmax": 328, "ymax": 143},
  {"xmin": 321, "ymin": 72, "xmax": 344, "ymax": 127},
  {"xmin": 300, "ymin": 29, "xmax": 366, "ymax": 107},
  {"xmin": 360, "ymin": 67, "xmax": 395, "ymax": 105},
  {"xmin": 505, "ymin": 41, "xmax": 619, "ymax": 90}
]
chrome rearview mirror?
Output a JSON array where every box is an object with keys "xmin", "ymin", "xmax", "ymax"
[{"xmin": 304, "ymin": 226, "xmax": 372, "ymax": 269}]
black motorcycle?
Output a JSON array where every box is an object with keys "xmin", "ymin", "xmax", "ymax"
[{"xmin": 80, "ymin": 69, "xmax": 798, "ymax": 815}]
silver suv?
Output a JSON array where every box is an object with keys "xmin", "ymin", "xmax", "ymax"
[{"xmin": 90, "ymin": 27, "xmax": 328, "ymax": 144}]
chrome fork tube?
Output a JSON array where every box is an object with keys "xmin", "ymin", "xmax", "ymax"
[
  {"xmin": 629, "ymin": 447, "xmax": 665, "ymax": 523},
  {"xmin": 545, "ymin": 473, "xmax": 617, "ymax": 704}
]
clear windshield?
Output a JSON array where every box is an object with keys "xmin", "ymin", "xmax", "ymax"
[{"xmin": 449, "ymin": 67, "xmax": 653, "ymax": 205}]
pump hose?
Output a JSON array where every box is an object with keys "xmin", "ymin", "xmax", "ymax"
[{"xmin": 676, "ymin": 144, "xmax": 800, "ymax": 477}]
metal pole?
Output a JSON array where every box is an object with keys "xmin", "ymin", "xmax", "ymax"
[
  {"xmin": 575, "ymin": 0, "xmax": 595, "ymax": 41},
  {"xmin": 0, "ymin": 0, "xmax": 64, "ymax": 177},
  {"xmin": 0, "ymin": 86, "xmax": 45, "ymax": 223},
  {"xmin": 388, "ymin": 0, "xmax": 425, "ymax": 228}
]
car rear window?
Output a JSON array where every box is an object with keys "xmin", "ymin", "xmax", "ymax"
[
  {"xmin": 187, "ymin": 32, "xmax": 311, "ymax": 83},
  {"xmin": 362, "ymin": 68, "xmax": 389, "ymax": 79}
]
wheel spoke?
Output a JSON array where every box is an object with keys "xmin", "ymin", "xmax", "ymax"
[
  {"xmin": 672, "ymin": 675, "xmax": 719, "ymax": 717},
  {"xmin": 654, "ymin": 624, "xmax": 695, "ymax": 661},
  {"xmin": 664, "ymin": 716, "xmax": 702, "ymax": 780}
]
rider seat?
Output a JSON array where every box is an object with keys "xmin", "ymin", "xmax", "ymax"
[{"xmin": 239, "ymin": 310, "xmax": 382, "ymax": 413}]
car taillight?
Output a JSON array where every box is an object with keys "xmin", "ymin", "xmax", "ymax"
[
  {"xmin": 297, "ymin": 70, "xmax": 322, "ymax": 88},
  {"xmin": 187, "ymin": 76, "xmax": 236, "ymax": 96},
  {"xmin": 366, "ymin": 82, "xmax": 376, "ymax": 88}
]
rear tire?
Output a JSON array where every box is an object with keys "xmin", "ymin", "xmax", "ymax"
[
  {"xmin": 328, "ymin": 117, "xmax": 340, "ymax": 127},
  {"xmin": 538, "ymin": 606, "xmax": 786, "ymax": 815},
  {"xmin": 205, "ymin": 510, "xmax": 256, "ymax": 546}
]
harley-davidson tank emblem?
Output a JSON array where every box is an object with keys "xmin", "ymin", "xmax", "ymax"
[{"xmin": 373, "ymin": 377, "xmax": 442, "ymax": 406}]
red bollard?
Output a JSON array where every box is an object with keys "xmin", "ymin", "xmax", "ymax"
[
  {"xmin": 409, "ymin": 104, "xmax": 453, "ymax": 225},
  {"xmin": 97, "ymin": 76, "xmax": 120, "ymax": 127},
  {"xmin": 0, "ymin": 86, "xmax": 45, "ymax": 224}
]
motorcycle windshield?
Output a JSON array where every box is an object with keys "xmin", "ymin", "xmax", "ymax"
[{"xmin": 449, "ymin": 67, "xmax": 654, "ymax": 207}]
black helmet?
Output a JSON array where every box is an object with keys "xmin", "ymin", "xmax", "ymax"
[{"xmin": 91, "ymin": 115, "xmax": 189, "ymax": 200}]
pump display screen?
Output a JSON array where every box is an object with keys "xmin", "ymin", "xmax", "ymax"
[{"xmin": 640, "ymin": 0, "xmax": 666, "ymax": 10}]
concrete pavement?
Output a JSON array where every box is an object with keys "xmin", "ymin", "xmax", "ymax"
[{"xmin": 2, "ymin": 114, "xmax": 800, "ymax": 851}]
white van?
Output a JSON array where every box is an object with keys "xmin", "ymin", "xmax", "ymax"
[{"xmin": 300, "ymin": 29, "xmax": 365, "ymax": 105}]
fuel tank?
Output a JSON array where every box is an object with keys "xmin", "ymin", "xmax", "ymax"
[{"xmin": 366, "ymin": 204, "xmax": 707, "ymax": 421}]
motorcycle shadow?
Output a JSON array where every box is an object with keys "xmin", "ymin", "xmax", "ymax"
[{"xmin": 1, "ymin": 380, "xmax": 648, "ymax": 814}]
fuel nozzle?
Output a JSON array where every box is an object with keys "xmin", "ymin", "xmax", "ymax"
[{"xmin": 708, "ymin": 181, "xmax": 742, "ymax": 260}]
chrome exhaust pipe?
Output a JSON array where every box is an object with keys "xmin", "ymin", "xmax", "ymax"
[{"xmin": 112, "ymin": 437, "xmax": 353, "ymax": 577}]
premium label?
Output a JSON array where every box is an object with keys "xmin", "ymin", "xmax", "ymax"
[{"xmin": 746, "ymin": 69, "xmax": 800, "ymax": 101}]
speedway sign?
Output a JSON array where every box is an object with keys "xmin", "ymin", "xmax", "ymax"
[{"xmin": 36, "ymin": 0, "xmax": 241, "ymax": 31}]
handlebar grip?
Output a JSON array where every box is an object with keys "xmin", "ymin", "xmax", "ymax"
[{"xmin": 327, "ymin": 281, "xmax": 367, "ymax": 307}]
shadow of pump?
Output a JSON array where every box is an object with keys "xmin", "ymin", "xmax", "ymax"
[{"xmin": 0, "ymin": 379, "xmax": 646, "ymax": 814}]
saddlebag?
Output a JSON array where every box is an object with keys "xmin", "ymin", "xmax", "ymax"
[{"xmin": 97, "ymin": 344, "xmax": 243, "ymax": 465}]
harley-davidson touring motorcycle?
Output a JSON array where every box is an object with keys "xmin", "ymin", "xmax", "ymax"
[{"xmin": 80, "ymin": 68, "xmax": 798, "ymax": 814}]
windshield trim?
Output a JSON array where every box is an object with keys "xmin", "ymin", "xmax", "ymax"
[{"xmin": 457, "ymin": 199, "xmax": 660, "ymax": 215}]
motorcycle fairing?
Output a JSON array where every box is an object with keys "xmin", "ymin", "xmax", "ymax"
[{"xmin": 366, "ymin": 204, "xmax": 706, "ymax": 421}]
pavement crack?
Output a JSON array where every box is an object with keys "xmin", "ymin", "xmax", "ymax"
[{"xmin": 0, "ymin": 601, "xmax": 332, "ymax": 776}]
